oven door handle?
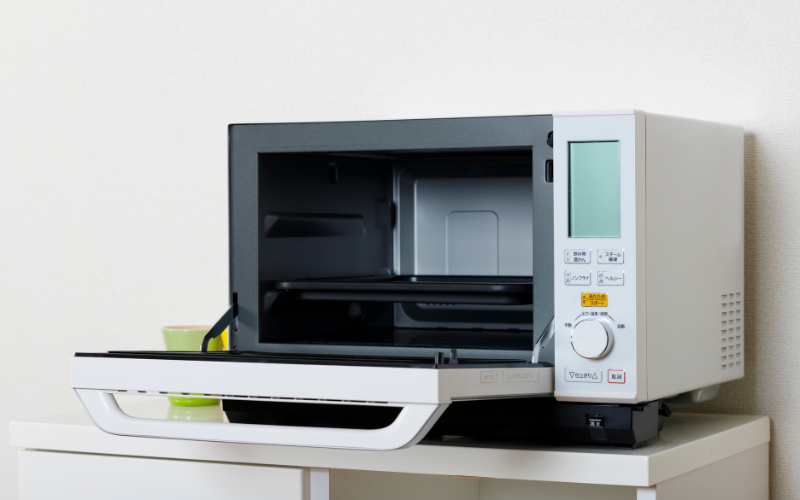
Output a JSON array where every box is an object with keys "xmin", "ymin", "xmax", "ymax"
[{"xmin": 74, "ymin": 389, "xmax": 448, "ymax": 451}]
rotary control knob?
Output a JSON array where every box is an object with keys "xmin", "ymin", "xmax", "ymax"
[{"xmin": 571, "ymin": 319, "xmax": 614, "ymax": 359}]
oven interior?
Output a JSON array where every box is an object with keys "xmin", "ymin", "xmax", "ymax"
[{"xmin": 256, "ymin": 148, "xmax": 540, "ymax": 360}]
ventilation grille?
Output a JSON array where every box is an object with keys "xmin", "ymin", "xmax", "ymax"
[{"xmin": 720, "ymin": 293, "xmax": 743, "ymax": 370}]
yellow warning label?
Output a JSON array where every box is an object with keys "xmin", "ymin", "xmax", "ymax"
[{"xmin": 581, "ymin": 293, "xmax": 608, "ymax": 307}]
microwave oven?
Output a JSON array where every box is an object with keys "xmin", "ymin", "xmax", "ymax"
[{"xmin": 71, "ymin": 110, "xmax": 744, "ymax": 450}]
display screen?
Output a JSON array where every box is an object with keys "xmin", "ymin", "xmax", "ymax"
[{"xmin": 569, "ymin": 141, "xmax": 620, "ymax": 238}]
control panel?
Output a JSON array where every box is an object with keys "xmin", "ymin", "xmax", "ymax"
[{"xmin": 553, "ymin": 112, "xmax": 640, "ymax": 403}]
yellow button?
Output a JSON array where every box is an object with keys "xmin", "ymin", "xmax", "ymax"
[{"xmin": 581, "ymin": 293, "xmax": 608, "ymax": 307}]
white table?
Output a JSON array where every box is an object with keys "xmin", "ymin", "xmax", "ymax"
[{"xmin": 10, "ymin": 397, "xmax": 769, "ymax": 500}]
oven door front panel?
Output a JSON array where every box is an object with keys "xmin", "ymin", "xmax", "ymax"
[{"xmin": 72, "ymin": 352, "xmax": 553, "ymax": 450}]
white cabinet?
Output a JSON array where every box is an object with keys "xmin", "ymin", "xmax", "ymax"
[
  {"xmin": 19, "ymin": 450, "xmax": 310, "ymax": 500},
  {"xmin": 11, "ymin": 402, "xmax": 770, "ymax": 500}
]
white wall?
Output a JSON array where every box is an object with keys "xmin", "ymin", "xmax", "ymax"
[{"xmin": 1, "ymin": 1, "xmax": 798, "ymax": 498}]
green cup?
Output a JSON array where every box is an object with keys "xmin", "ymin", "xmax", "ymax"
[{"xmin": 162, "ymin": 325, "xmax": 222, "ymax": 406}]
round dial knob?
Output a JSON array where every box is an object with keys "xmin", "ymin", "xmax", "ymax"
[{"xmin": 571, "ymin": 319, "xmax": 614, "ymax": 359}]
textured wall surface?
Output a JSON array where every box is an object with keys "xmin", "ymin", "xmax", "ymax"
[{"xmin": 1, "ymin": 1, "xmax": 798, "ymax": 498}]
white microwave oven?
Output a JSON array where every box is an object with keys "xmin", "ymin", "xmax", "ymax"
[{"xmin": 72, "ymin": 110, "xmax": 744, "ymax": 450}]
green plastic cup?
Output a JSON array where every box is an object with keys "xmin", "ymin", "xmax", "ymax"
[{"xmin": 162, "ymin": 325, "xmax": 222, "ymax": 406}]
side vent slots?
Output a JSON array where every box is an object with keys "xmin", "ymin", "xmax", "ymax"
[{"xmin": 721, "ymin": 293, "xmax": 743, "ymax": 370}]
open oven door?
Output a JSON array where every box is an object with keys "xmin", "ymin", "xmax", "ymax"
[{"xmin": 72, "ymin": 352, "xmax": 553, "ymax": 451}]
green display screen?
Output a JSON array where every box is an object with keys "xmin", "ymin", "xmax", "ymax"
[{"xmin": 569, "ymin": 141, "xmax": 620, "ymax": 238}]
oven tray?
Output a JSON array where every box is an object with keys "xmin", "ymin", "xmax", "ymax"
[
  {"xmin": 275, "ymin": 275, "xmax": 532, "ymax": 305},
  {"xmin": 276, "ymin": 275, "xmax": 531, "ymax": 293}
]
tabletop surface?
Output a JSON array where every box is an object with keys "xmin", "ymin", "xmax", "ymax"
[{"xmin": 10, "ymin": 396, "xmax": 770, "ymax": 487}]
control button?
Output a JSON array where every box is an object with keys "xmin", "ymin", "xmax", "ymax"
[
  {"xmin": 480, "ymin": 371, "xmax": 497, "ymax": 383},
  {"xmin": 565, "ymin": 368, "xmax": 603, "ymax": 383},
  {"xmin": 571, "ymin": 319, "xmax": 613, "ymax": 359},
  {"xmin": 597, "ymin": 250, "xmax": 624, "ymax": 264},
  {"xmin": 608, "ymin": 369, "xmax": 626, "ymax": 384},
  {"xmin": 598, "ymin": 271, "xmax": 624, "ymax": 286},
  {"xmin": 581, "ymin": 292, "xmax": 607, "ymax": 307},
  {"xmin": 565, "ymin": 271, "xmax": 591, "ymax": 286},
  {"xmin": 565, "ymin": 250, "xmax": 591, "ymax": 264}
]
